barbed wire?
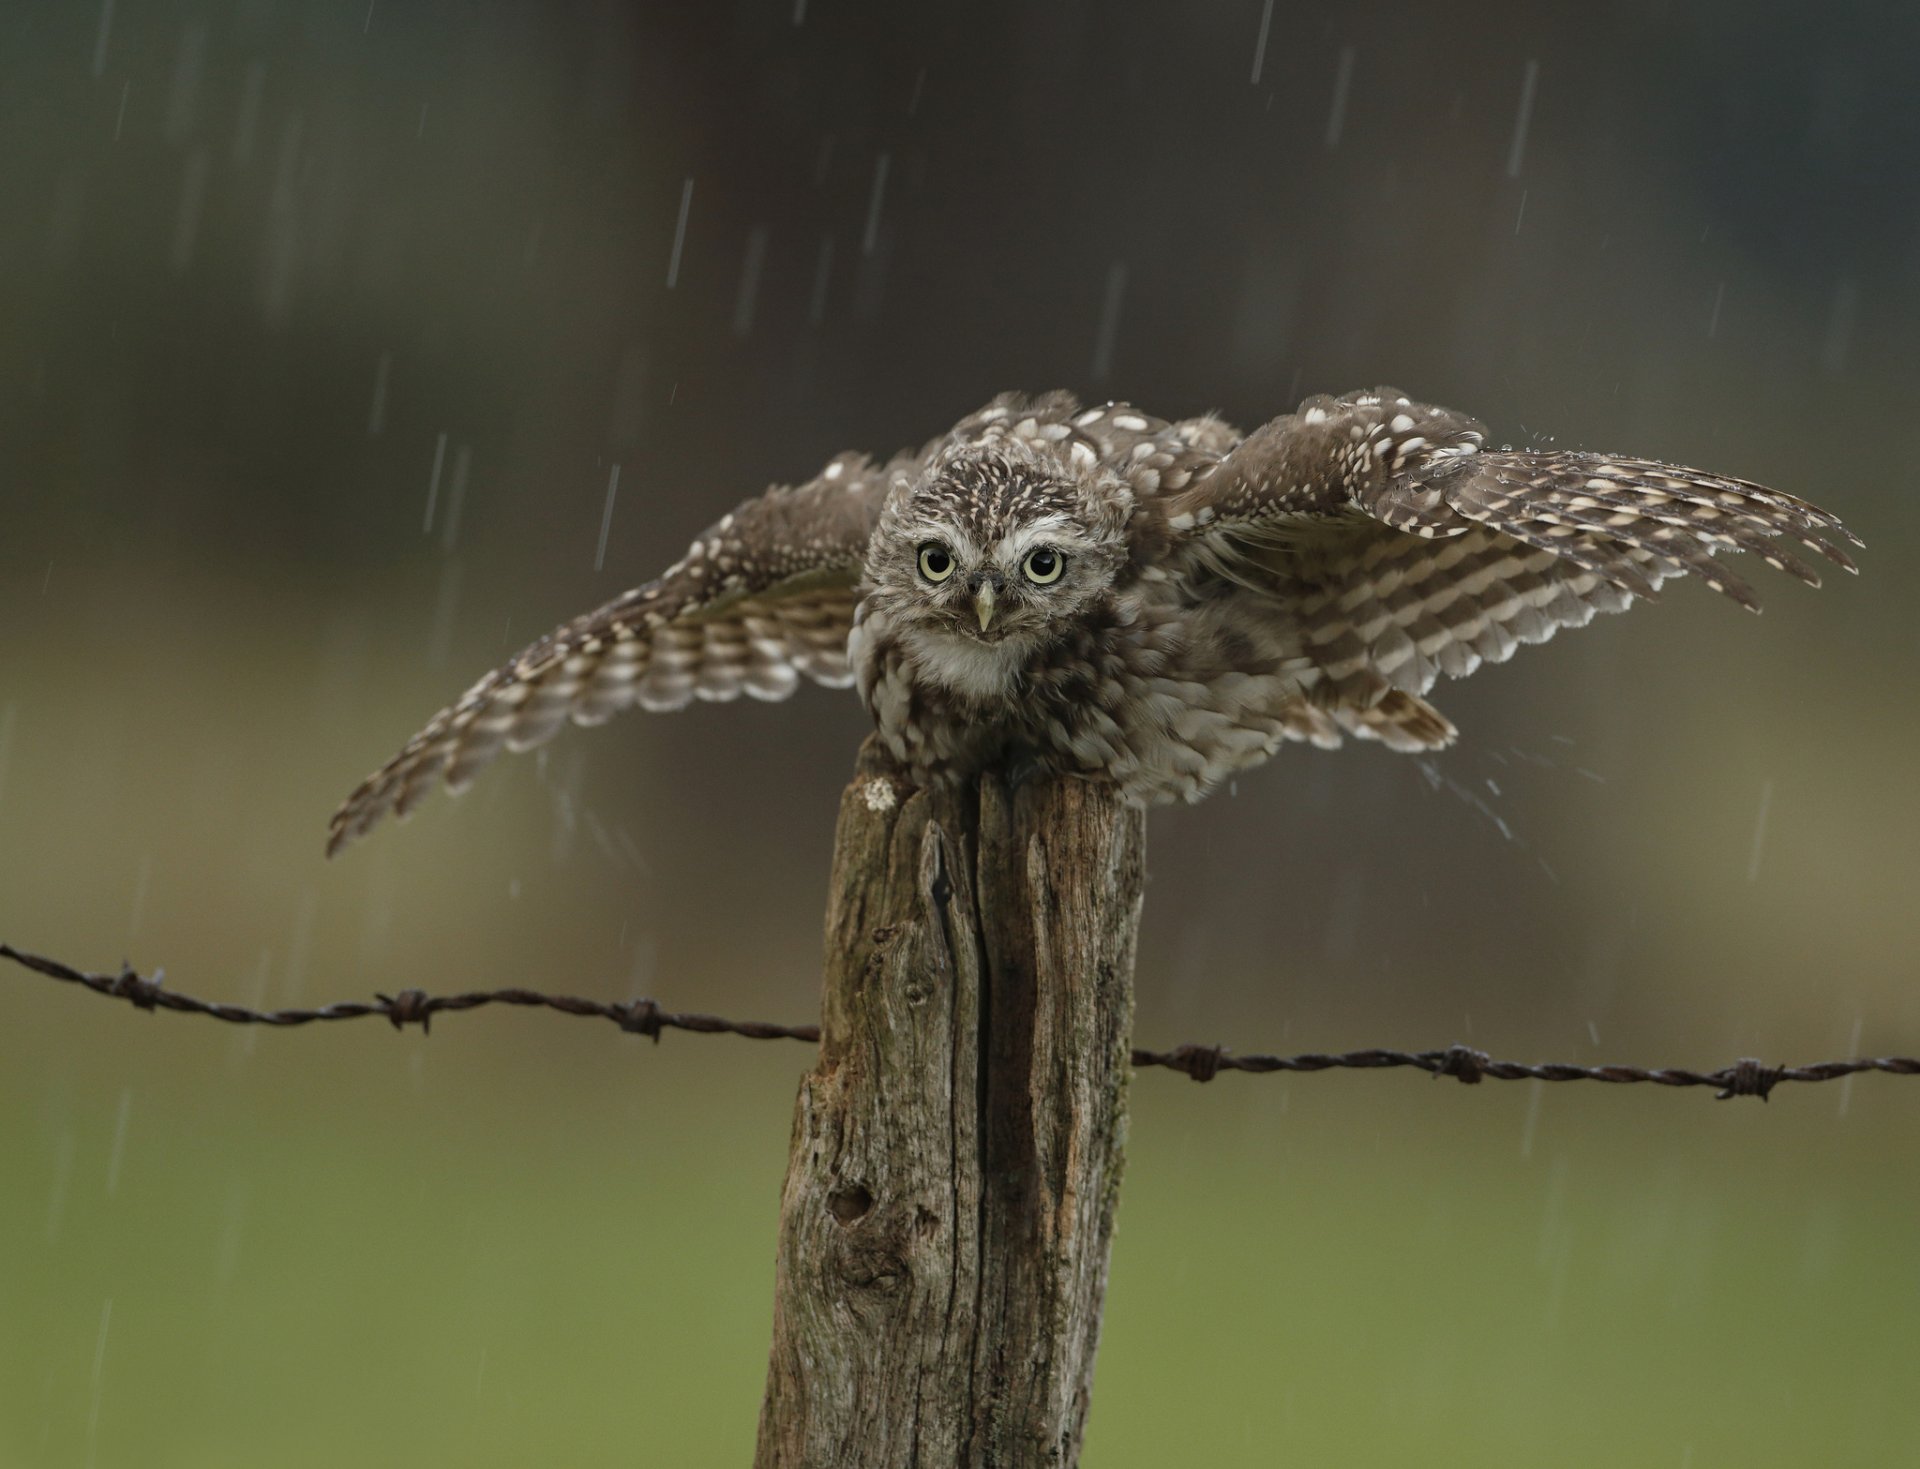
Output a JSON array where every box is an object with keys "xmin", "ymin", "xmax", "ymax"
[
  {"xmin": 0, "ymin": 941, "xmax": 819, "ymax": 1044},
  {"xmin": 6, "ymin": 940, "xmax": 1915, "ymax": 1102}
]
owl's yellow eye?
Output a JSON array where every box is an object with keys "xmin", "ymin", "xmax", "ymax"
[
  {"xmin": 1022, "ymin": 547, "xmax": 1064, "ymax": 584},
  {"xmin": 918, "ymin": 542, "xmax": 956, "ymax": 582}
]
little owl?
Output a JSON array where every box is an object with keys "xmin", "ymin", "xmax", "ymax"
[{"xmin": 326, "ymin": 388, "xmax": 1857, "ymax": 855}]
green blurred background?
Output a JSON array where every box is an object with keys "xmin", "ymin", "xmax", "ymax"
[{"xmin": 2, "ymin": 1, "xmax": 1917, "ymax": 1463}]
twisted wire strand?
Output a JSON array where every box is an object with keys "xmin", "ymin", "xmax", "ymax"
[{"xmin": 7, "ymin": 941, "xmax": 1915, "ymax": 1101}]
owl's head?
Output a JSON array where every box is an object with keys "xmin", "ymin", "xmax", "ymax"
[{"xmin": 866, "ymin": 440, "xmax": 1133, "ymax": 661}]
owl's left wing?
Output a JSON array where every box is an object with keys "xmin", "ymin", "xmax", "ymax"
[
  {"xmin": 326, "ymin": 452, "xmax": 896, "ymax": 856},
  {"xmin": 1160, "ymin": 387, "xmax": 1858, "ymax": 709}
]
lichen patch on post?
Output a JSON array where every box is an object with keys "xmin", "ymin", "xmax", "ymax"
[{"xmin": 863, "ymin": 778, "xmax": 897, "ymax": 812}]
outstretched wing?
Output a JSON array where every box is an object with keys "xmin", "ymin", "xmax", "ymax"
[
  {"xmin": 1163, "ymin": 386, "xmax": 1859, "ymax": 711},
  {"xmin": 327, "ymin": 452, "xmax": 897, "ymax": 856}
]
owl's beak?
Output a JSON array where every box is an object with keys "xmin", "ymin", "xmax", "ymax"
[{"xmin": 973, "ymin": 582, "xmax": 998, "ymax": 633}]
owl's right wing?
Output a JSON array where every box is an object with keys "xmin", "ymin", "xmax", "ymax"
[
  {"xmin": 326, "ymin": 452, "xmax": 898, "ymax": 856},
  {"xmin": 1158, "ymin": 387, "xmax": 1858, "ymax": 730}
]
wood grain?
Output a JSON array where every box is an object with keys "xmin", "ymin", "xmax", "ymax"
[{"xmin": 756, "ymin": 737, "xmax": 1145, "ymax": 1467}]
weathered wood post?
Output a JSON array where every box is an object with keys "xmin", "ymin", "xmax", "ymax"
[{"xmin": 756, "ymin": 737, "xmax": 1147, "ymax": 1467}]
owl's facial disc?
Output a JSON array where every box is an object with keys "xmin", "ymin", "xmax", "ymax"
[
  {"xmin": 906, "ymin": 524, "xmax": 1081, "ymax": 643},
  {"xmin": 877, "ymin": 449, "xmax": 1124, "ymax": 660}
]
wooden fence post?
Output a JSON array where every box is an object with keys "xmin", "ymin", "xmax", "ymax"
[{"xmin": 755, "ymin": 737, "xmax": 1147, "ymax": 1467}]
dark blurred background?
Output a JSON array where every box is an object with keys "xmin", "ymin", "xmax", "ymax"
[{"xmin": 2, "ymin": 1, "xmax": 1916, "ymax": 1463}]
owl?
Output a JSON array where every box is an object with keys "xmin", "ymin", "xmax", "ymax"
[{"xmin": 326, "ymin": 388, "xmax": 1857, "ymax": 855}]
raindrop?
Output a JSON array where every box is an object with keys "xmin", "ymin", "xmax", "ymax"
[
  {"xmin": 45, "ymin": 1130, "xmax": 74, "ymax": 1241},
  {"xmin": 595, "ymin": 465, "xmax": 621, "ymax": 571},
  {"xmin": 416, "ymin": 102, "xmax": 428, "ymax": 139},
  {"xmin": 1324, "ymin": 46, "xmax": 1355, "ymax": 149},
  {"xmin": 113, "ymin": 80, "xmax": 129, "ymax": 142},
  {"xmin": 808, "ymin": 234, "xmax": 836, "ymax": 326},
  {"xmin": 1836, "ymin": 1015, "xmax": 1863, "ymax": 1117},
  {"xmin": 616, "ymin": 825, "xmax": 647, "ymax": 874},
  {"xmin": 550, "ymin": 753, "xmax": 584, "ymax": 864},
  {"xmin": 732, "ymin": 225, "xmax": 768, "ymax": 338},
  {"xmin": 285, "ymin": 890, "xmax": 317, "ymax": 1001},
  {"xmin": 1250, "ymin": 0, "xmax": 1274, "ymax": 85},
  {"xmin": 1414, "ymin": 758, "xmax": 1521, "ymax": 845},
  {"xmin": 793, "ymin": 0, "xmax": 807, "ymax": 24},
  {"xmin": 91, "ymin": 0, "xmax": 113, "ymax": 79},
  {"xmin": 1745, "ymin": 778, "xmax": 1773, "ymax": 882},
  {"xmin": 666, "ymin": 177, "xmax": 694, "ymax": 288},
  {"xmin": 1706, "ymin": 280, "xmax": 1726, "ymax": 339},
  {"xmin": 1090, "ymin": 262, "xmax": 1127, "ymax": 381},
  {"xmin": 367, "ymin": 352, "xmax": 392, "ymax": 436},
  {"xmin": 861, "ymin": 152, "xmax": 891, "ymax": 256},
  {"xmin": 853, "ymin": 231, "xmax": 892, "ymax": 320},
  {"xmin": 585, "ymin": 809, "xmax": 623, "ymax": 867},
  {"xmin": 1512, "ymin": 188, "xmax": 1527, "ymax": 235},
  {"xmin": 1505, "ymin": 59, "xmax": 1539, "ymax": 178},
  {"xmin": 907, "ymin": 68, "xmax": 927, "ymax": 116},
  {"xmin": 1519, "ymin": 1077, "xmax": 1543, "ymax": 1159},
  {"xmin": 423, "ymin": 431, "xmax": 448, "ymax": 533},
  {"xmin": 0, "ymin": 702, "xmax": 16, "ymax": 808},
  {"xmin": 441, "ymin": 445, "xmax": 471, "ymax": 554},
  {"xmin": 104, "ymin": 1088, "xmax": 132, "ymax": 1197},
  {"xmin": 238, "ymin": 948, "xmax": 271, "ymax": 1057}
]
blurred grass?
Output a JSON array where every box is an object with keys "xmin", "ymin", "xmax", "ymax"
[{"xmin": 3, "ymin": 1018, "xmax": 1915, "ymax": 1467}]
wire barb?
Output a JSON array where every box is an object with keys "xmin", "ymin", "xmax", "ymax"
[
  {"xmin": 108, "ymin": 962, "xmax": 163, "ymax": 1011},
  {"xmin": 5, "ymin": 941, "xmax": 1916, "ymax": 1101},
  {"xmin": 1434, "ymin": 1043, "xmax": 1490, "ymax": 1085},
  {"xmin": 378, "ymin": 989, "xmax": 434, "ymax": 1033},
  {"xmin": 1166, "ymin": 1043, "xmax": 1226, "ymax": 1083},
  {"xmin": 1715, "ymin": 1057, "xmax": 1785, "ymax": 1102}
]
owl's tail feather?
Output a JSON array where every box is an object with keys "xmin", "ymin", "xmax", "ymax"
[{"xmin": 1331, "ymin": 689, "xmax": 1458, "ymax": 753}]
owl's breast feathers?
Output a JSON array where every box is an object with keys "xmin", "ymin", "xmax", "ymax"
[{"xmin": 855, "ymin": 572, "xmax": 1354, "ymax": 806}]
